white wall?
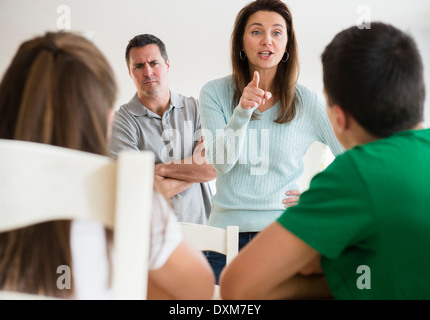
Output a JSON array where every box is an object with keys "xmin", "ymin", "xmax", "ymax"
[
  {"xmin": 1, "ymin": 0, "xmax": 429, "ymax": 190},
  {"xmin": 0, "ymin": 0, "xmax": 247, "ymax": 110},
  {"xmin": 1, "ymin": 0, "xmax": 429, "ymax": 114}
]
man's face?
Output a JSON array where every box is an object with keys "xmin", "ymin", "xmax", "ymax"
[{"xmin": 128, "ymin": 44, "xmax": 170, "ymax": 98}]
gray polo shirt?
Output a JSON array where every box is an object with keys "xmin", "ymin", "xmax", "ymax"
[{"xmin": 109, "ymin": 91, "xmax": 212, "ymax": 224}]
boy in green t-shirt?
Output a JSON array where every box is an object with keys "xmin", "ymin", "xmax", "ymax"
[{"xmin": 220, "ymin": 22, "xmax": 429, "ymax": 300}]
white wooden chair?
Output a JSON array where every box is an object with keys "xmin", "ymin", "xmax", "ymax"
[
  {"xmin": 179, "ymin": 222, "xmax": 239, "ymax": 300},
  {"xmin": 180, "ymin": 223, "xmax": 239, "ymax": 265},
  {"xmin": 0, "ymin": 139, "xmax": 154, "ymax": 300},
  {"xmin": 297, "ymin": 141, "xmax": 335, "ymax": 192}
]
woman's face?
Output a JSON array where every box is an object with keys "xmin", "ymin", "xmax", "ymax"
[{"xmin": 242, "ymin": 10, "xmax": 288, "ymax": 73}]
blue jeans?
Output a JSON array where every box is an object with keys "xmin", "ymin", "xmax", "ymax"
[{"xmin": 205, "ymin": 232, "xmax": 258, "ymax": 285}]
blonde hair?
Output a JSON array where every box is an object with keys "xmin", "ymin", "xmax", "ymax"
[{"xmin": 0, "ymin": 31, "xmax": 117, "ymax": 298}]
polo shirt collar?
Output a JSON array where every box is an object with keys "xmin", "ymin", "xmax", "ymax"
[
  {"xmin": 169, "ymin": 91, "xmax": 185, "ymax": 110},
  {"xmin": 125, "ymin": 91, "xmax": 184, "ymax": 117}
]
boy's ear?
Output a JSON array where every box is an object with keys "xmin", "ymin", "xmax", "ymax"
[{"xmin": 332, "ymin": 105, "xmax": 349, "ymax": 132}]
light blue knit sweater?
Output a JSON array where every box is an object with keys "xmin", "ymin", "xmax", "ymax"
[{"xmin": 199, "ymin": 75, "xmax": 344, "ymax": 232}]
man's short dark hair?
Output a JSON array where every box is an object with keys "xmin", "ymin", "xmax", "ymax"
[
  {"xmin": 322, "ymin": 22, "xmax": 425, "ymax": 137},
  {"xmin": 125, "ymin": 34, "xmax": 169, "ymax": 69}
]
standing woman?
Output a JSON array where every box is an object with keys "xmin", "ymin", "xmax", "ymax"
[{"xmin": 199, "ymin": 0, "xmax": 344, "ymax": 282}]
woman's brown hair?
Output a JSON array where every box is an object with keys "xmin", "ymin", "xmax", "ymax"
[
  {"xmin": 0, "ymin": 31, "xmax": 117, "ymax": 298},
  {"xmin": 231, "ymin": 0, "xmax": 300, "ymax": 123}
]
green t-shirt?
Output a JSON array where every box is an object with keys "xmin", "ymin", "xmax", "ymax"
[{"xmin": 278, "ymin": 129, "xmax": 430, "ymax": 300}]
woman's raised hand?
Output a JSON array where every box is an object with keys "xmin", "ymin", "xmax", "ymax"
[{"xmin": 240, "ymin": 71, "xmax": 272, "ymax": 109}]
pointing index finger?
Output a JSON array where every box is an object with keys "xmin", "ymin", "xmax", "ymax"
[{"xmin": 251, "ymin": 71, "xmax": 260, "ymax": 88}]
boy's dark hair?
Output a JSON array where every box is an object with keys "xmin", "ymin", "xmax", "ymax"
[
  {"xmin": 322, "ymin": 22, "xmax": 425, "ymax": 137},
  {"xmin": 125, "ymin": 34, "xmax": 168, "ymax": 69}
]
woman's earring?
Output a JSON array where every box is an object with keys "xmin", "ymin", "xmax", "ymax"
[
  {"xmin": 240, "ymin": 50, "xmax": 247, "ymax": 61},
  {"xmin": 282, "ymin": 52, "xmax": 289, "ymax": 63}
]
